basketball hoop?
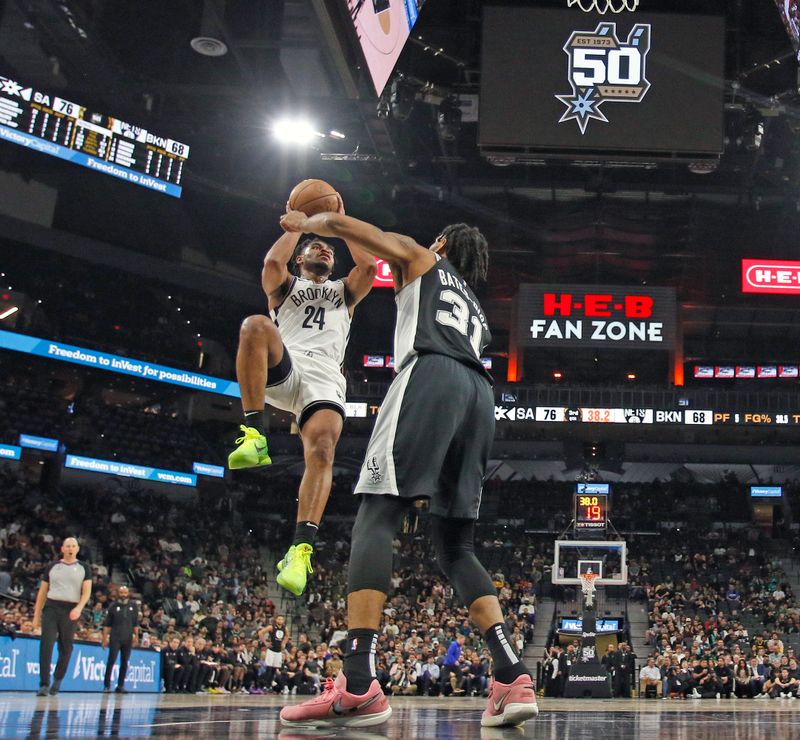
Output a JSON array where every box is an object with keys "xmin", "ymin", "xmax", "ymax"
[
  {"xmin": 579, "ymin": 570, "xmax": 600, "ymax": 607},
  {"xmin": 567, "ymin": 0, "xmax": 639, "ymax": 14}
]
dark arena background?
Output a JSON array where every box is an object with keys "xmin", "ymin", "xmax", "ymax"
[{"xmin": 3, "ymin": 0, "xmax": 800, "ymax": 737}]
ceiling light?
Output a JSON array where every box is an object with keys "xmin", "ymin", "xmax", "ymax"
[
  {"xmin": 0, "ymin": 306, "xmax": 18, "ymax": 320},
  {"xmin": 329, "ymin": 130, "xmax": 346, "ymax": 139},
  {"xmin": 190, "ymin": 36, "xmax": 228, "ymax": 57},
  {"xmin": 273, "ymin": 117, "xmax": 318, "ymax": 146}
]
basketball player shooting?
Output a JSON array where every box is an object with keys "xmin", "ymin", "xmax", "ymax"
[
  {"xmin": 228, "ymin": 191, "xmax": 376, "ymax": 597},
  {"xmin": 277, "ymin": 209, "xmax": 538, "ymax": 729}
]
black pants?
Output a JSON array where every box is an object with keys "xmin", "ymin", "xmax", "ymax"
[
  {"xmin": 614, "ymin": 670, "xmax": 632, "ymax": 698},
  {"xmin": 104, "ymin": 639, "xmax": 133, "ymax": 688},
  {"xmin": 163, "ymin": 662, "xmax": 183, "ymax": 692},
  {"xmin": 39, "ymin": 601, "xmax": 77, "ymax": 686}
]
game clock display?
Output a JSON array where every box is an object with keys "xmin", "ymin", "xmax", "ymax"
[
  {"xmin": 574, "ymin": 493, "xmax": 609, "ymax": 530},
  {"xmin": 0, "ymin": 73, "xmax": 188, "ymax": 197}
]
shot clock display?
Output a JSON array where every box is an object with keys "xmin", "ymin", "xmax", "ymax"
[
  {"xmin": 0, "ymin": 72, "xmax": 188, "ymax": 197},
  {"xmin": 574, "ymin": 492, "xmax": 609, "ymax": 531}
]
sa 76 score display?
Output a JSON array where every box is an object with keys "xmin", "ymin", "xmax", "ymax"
[
  {"xmin": 574, "ymin": 493, "xmax": 609, "ymax": 531},
  {"xmin": 0, "ymin": 73, "xmax": 188, "ymax": 198}
]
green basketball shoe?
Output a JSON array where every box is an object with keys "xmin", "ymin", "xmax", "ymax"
[
  {"xmin": 227, "ymin": 425, "xmax": 272, "ymax": 469},
  {"xmin": 276, "ymin": 543, "xmax": 314, "ymax": 596}
]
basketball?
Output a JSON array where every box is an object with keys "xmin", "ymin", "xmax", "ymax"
[{"xmin": 288, "ymin": 179, "xmax": 340, "ymax": 217}]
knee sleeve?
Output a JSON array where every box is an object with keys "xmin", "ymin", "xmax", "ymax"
[
  {"xmin": 347, "ymin": 495, "xmax": 409, "ymax": 595},
  {"xmin": 431, "ymin": 515, "xmax": 496, "ymax": 607}
]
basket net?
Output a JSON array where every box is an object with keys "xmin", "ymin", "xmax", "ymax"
[{"xmin": 567, "ymin": 0, "xmax": 639, "ymax": 14}]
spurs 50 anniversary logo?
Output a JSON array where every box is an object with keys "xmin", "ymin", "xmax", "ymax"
[{"xmin": 556, "ymin": 22, "xmax": 651, "ymax": 134}]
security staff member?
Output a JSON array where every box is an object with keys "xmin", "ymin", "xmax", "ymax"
[
  {"xmin": 32, "ymin": 537, "xmax": 92, "ymax": 696},
  {"xmin": 613, "ymin": 642, "xmax": 636, "ymax": 698},
  {"xmin": 102, "ymin": 586, "xmax": 139, "ymax": 693}
]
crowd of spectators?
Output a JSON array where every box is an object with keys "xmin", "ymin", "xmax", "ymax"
[
  {"xmin": 297, "ymin": 513, "xmax": 538, "ymax": 698},
  {"xmin": 4, "ymin": 452, "xmax": 800, "ymax": 700},
  {"xmin": 0, "ymin": 463, "xmax": 538, "ymax": 696},
  {"xmin": 636, "ymin": 526, "xmax": 800, "ymax": 699},
  {"xmin": 480, "ymin": 476, "xmax": 753, "ymax": 533}
]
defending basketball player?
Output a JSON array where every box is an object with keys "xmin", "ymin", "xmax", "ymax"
[
  {"xmin": 277, "ymin": 210, "xmax": 538, "ymax": 729},
  {"xmin": 228, "ymin": 193, "xmax": 376, "ymax": 597}
]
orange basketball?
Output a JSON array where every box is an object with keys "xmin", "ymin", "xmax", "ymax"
[{"xmin": 288, "ymin": 179, "xmax": 340, "ymax": 217}]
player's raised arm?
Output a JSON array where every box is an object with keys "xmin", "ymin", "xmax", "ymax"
[
  {"xmin": 331, "ymin": 198, "xmax": 377, "ymax": 307},
  {"xmin": 261, "ymin": 228, "xmax": 303, "ymax": 299},
  {"xmin": 280, "ymin": 211, "xmax": 435, "ymax": 287},
  {"xmin": 343, "ymin": 241, "xmax": 377, "ymax": 308}
]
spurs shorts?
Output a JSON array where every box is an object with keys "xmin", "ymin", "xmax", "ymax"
[
  {"xmin": 265, "ymin": 346, "xmax": 347, "ymax": 428},
  {"xmin": 354, "ymin": 353, "xmax": 495, "ymax": 519},
  {"xmin": 265, "ymin": 649, "xmax": 283, "ymax": 668}
]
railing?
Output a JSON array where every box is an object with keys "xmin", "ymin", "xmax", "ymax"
[{"xmin": 346, "ymin": 379, "xmax": 800, "ymax": 412}]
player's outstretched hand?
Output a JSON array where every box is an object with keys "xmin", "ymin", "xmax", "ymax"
[{"xmin": 280, "ymin": 210, "xmax": 309, "ymax": 233}]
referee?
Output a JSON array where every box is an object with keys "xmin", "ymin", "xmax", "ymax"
[
  {"xmin": 32, "ymin": 537, "xmax": 92, "ymax": 696},
  {"xmin": 102, "ymin": 585, "xmax": 139, "ymax": 693}
]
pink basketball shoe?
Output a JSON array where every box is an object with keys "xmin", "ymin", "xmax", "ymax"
[
  {"xmin": 280, "ymin": 672, "xmax": 392, "ymax": 728},
  {"xmin": 481, "ymin": 674, "xmax": 539, "ymax": 727}
]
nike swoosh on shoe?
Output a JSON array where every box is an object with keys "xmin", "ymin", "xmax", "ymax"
[{"xmin": 332, "ymin": 693, "xmax": 380, "ymax": 716}]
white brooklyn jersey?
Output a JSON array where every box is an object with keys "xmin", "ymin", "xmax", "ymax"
[{"xmin": 270, "ymin": 276, "xmax": 350, "ymax": 363}]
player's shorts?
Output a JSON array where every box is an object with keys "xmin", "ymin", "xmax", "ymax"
[
  {"xmin": 354, "ymin": 353, "xmax": 495, "ymax": 519},
  {"xmin": 265, "ymin": 345, "xmax": 346, "ymax": 428},
  {"xmin": 265, "ymin": 649, "xmax": 283, "ymax": 668}
]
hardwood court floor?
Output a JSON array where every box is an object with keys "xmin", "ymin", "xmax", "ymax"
[{"xmin": 2, "ymin": 692, "xmax": 800, "ymax": 739}]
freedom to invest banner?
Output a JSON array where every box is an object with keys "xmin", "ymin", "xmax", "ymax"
[
  {"xmin": 0, "ymin": 329, "xmax": 240, "ymax": 397},
  {"xmin": 65, "ymin": 454, "xmax": 197, "ymax": 487}
]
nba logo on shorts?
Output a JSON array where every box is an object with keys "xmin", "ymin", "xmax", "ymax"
[{"xmin": 556, "ymin": 22, "xmax": 651, "ymax": 134}]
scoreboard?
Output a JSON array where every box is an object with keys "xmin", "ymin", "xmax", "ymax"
[
  {"xmin": 0, "ymin": 73, "xmax": 188, "ymax": 198},
  {"xmin": 494, "ymin": 405, "xmax": 800, "ymax": 427}
]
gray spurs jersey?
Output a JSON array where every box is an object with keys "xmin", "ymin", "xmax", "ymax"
[{"xmin": 394, "ymin": 256, "xmax": 492, "ymax": 382}]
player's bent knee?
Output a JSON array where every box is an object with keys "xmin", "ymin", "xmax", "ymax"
[
  {"xmin": 239, "ymin": 314, "xmax": 276, "ymax": 341},
  {"xmin": 304, "ymin": 438, "xmax": 336, "ymax": 467}
]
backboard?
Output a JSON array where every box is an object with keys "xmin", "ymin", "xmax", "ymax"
[{"xmin": 552, "ymin": 539, "xmax": 627, "ymax": 585}]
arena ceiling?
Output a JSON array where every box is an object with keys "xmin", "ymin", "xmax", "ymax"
[{"xmin": 3, "ymin": 0, "xmax": 800, "ymax": 377}]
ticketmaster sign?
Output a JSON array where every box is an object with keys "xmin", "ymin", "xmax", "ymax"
[{"xmin": 0, "ymin": 635, "xmax": 160, "ymax": 692}]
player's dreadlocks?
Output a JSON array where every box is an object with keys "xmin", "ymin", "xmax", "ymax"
[{"xmin": 439, "ymin": 223, "xmax": 489, "ymax": 289}]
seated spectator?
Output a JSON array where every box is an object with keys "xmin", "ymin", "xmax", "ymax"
[
  {"xmin": 694, "ymin": 668, "xmax": 723, "ymax": 699},
  {"xmin": 419, "ymin": 655, "xmax": 441, "ymax": 696},
  {"xmin": 389, "ymin": 658, "xmax": 417, "ymax": 696},
  {"xmin": 640, "ymin": 658, "xmax": 661, "ymax": 697},
  {"xmin": 769, "ymin": 668, "xmax": 799, "ymax": 699},
  {"xmin": 734, "ymin": 658, "xmax": 755, "ymax": 698},
  {"xmin": 667, "ymin": 658, "xmax": 694, "ymax": 698}
]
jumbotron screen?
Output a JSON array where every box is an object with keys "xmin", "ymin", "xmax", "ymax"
[
  {"xmin": 346, "ymin": 0, "xmax": 426, "ymax": 95},
  {"xmin": 0, "ymin": 73, "xmax": 188, "ymax": 197},
  {"xmin": 774, "ymin": 1, "xmax": 800, "ymax": 60},
  {"xmin": 480, "ymin": 7, "xmax": 725, "ymax": 156}
]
